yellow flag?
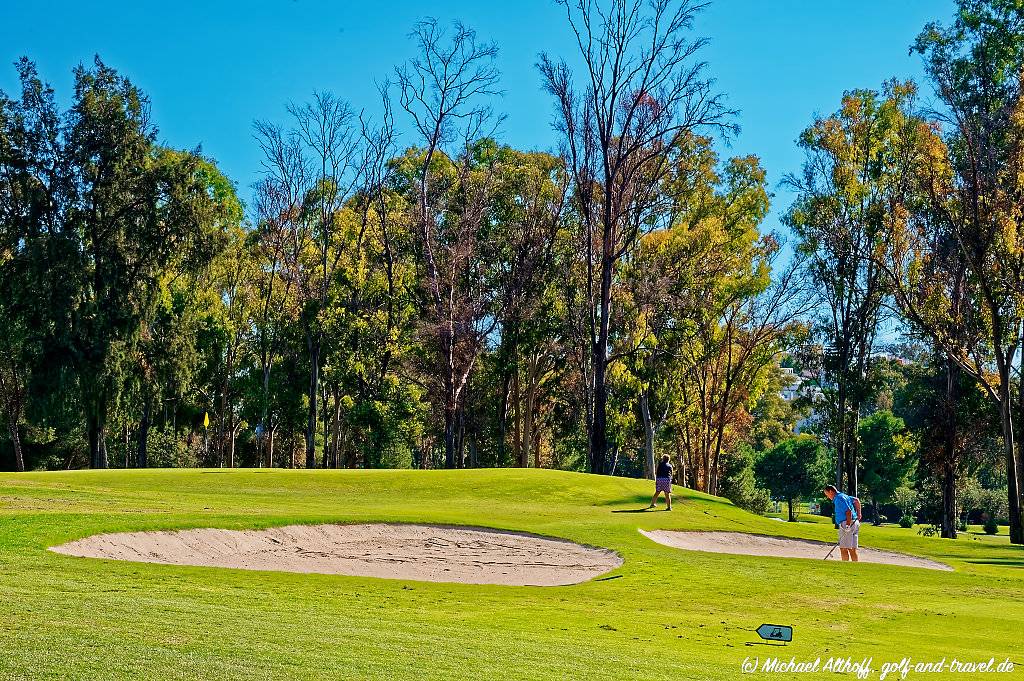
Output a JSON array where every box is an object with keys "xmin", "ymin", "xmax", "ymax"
[{"xmin": 203, "ymin": 412, "xmax": 210, "ymax": 429}]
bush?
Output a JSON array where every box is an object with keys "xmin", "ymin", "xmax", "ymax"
[
  {"xmin": 147, "ymin": 427, "xmax": 198, "ymax": 468},
  {"xmin": 983, "ymin": 517, "xmax": 999, "ymax": 535},
  {"xmin": 892, "ymin": 486, "xmax": 919, "ymax": 519},
  {"xmin": 917, "ymin": 525, "xmax": 938, "ymax": 537},
  {"xmin": 899, "ymin": 515, "xmax": 914, "ymax": 528},
  {"xmin": 720, "ymin": 445, "xmax": 772, "ymax": 514},
  {"xmin": 957, "ymin": 520, "xmax": 968, "ymax": 532}
]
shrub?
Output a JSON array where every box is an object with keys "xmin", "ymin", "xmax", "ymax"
[
  {"xmin": 957, "ymin": 520, "xmax": 968, "ymax": 532},
  {"xmin": 899, "ymin": 515, "xmax": 914, "ymax": 528},
  {"xmin": 147, "ymin": 428, "xmax": 198, "ymax": 468},
  {"xmin": 917, "ymin": 525, "xmax": 938, "ymax": 537},
  {"xmin": 892, "ymin": 486, "xmax": 919, "ymax": 519},
  {"xmin": 983, "ymin": 517, "xmax": 999, "ymax": 535},
  {"xmin": 719, "ymin": 445, "xmax": 772, "ymax": 514}
]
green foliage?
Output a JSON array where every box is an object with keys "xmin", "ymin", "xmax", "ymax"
[
  {"xmin": 859, "ymin": 411, "xmax": 917, "ymax": 516},
  {"xmin": 984, "ymin": 517, "xmax": 1000, "ymax": 534},
  {"xmin": 718, "ymin": 445, "xmax": 772, "ymax": 514},
  {"xmin": 754, "ymin": 435, "xmax": 831, "ymax": 520},
  {"xmin": 892, "ymin": 486, "xmax": 920, "ymax": 519},
  {"xmin": 900, "ymin": 515, "xmax": 915, "ymax": 529}
]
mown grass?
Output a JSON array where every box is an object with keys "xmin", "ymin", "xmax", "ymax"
[{"xmin": 0, "ymin": 468, "xmax": 1021, "ymax": 680}]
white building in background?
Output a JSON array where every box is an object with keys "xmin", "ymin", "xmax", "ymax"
[
  {"xmin": 778, "ymin": 365, "xmax": 824, "ymax": 434},
  {"xmin": 780, "ymin": 367, "xmax": 800, "ymax": 401}
]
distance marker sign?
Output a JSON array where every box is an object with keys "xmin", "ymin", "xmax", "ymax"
[{"xmin": 756, "ymin": 624, "xmax": 793, "ymax": 643}]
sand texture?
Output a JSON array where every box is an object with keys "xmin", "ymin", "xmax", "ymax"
[
  {"xmin": 641, "ymin": 530, "xmax": 951, "ymax": 571},
  {"xmin": 51, "ymin": 523, "xmax": 623, "ymax": 586}
]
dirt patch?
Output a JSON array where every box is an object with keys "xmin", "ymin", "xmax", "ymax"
[
  {"xmin": 50, "ymin": 523, "xmax": 622, "ymax": 586},
  {"xmin": 641, "ymin": 530, "xmax": 951, "ymax": 571}
]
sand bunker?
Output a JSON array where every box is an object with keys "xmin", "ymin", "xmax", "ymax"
[
  {"xmin": 641, "ymin": 530, "xmax": 951, "ymax": 571},
  {"xmin": 50, "ymin": 523, "xmax": 622, "ymax": 586}
]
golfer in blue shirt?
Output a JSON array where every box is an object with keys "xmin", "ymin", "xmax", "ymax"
[{"xmin": 824, "ymin": 484, "xmax": 861, "ymax": 562}]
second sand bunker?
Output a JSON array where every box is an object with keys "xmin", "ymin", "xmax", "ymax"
[{"xmin": 641, "ymin": 530, "xmax": 951, "ymax": 571}]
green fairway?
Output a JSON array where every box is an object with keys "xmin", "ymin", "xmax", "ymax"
[{"xmin": 1, "ymin": 469, "xmax": 1021, "ymax": 680}]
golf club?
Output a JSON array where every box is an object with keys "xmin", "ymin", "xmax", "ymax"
[{"xmin": 823, "ymin": 542, "xmax": 839, "ymax": 560}]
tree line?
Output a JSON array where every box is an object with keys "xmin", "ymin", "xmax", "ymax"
[
  {"xmin": 2, "ymin": 0, "xmax": 1022, "ymax": 546},
  {"xmin": 0, "ymin": 2, "xmax": 798, "ymax": 486},
  {"xmin": 788, "ymin": 0, "xmax": 1024, "ymax": 544}
]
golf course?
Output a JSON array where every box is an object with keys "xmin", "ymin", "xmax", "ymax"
[{"xmin": 1, "ymin": 468, "xmax": 1020, "ymax": 680}]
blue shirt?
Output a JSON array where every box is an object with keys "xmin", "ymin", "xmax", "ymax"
[{"xmin": 833, "ymin": 492, "xmax": 858, "ymax": 525}]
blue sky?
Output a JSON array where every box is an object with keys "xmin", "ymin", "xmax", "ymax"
[{"xmin": 1, "ymin": 0, "xmax": 955, "ymax": 233}]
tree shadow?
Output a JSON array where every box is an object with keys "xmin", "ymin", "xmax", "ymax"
[
  {"xmin": 595, "ymin": 493, "xmax": 653, "ymax": 507},
  {"xmin": 963, "ymin": 559, "xmax": 1024, "ymax": 567}
]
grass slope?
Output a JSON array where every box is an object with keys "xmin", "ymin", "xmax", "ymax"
[{"xmin": 0, "ymin": 469, "xmax": 1021, "ymax": 680}]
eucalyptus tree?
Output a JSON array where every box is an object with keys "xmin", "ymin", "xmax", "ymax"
[
  {"xmin": 900, "ymin": 0, "xmax": 1024, "ymax": 543},
  {"xmin": 785, "ymin": 84, "xmax": 923, "ymax": 496},
  {"xmin": 486, "ymin": 149, "xmax": 567, "ymax": 468},
  {"xmin": 251, "ymin": 124, "xmax": 306, "ymax": 467},
  {"xmin": 395, "ymin": 19, "xmax": 504, "ymax": 468},
  {"xmin": 256, "ymin": 94, "xmax": 364, "ymax": 469},
  {"xmin": 540, "ymin": 0, "xmax": 736, "ymax": 474}
]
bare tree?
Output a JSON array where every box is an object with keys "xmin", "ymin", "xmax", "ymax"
[
  {"xmin": 540, "ymin": 0, "xmax": 735, "ymax": 474},
  {"xmin": 252, "ymin": 120, "xmax": 309, "ymax": 467},
  {"xmin": 395, "ymin": 19, "xmax": 504, "ymax": 468},
  {"xmin": 256, "ymin": 94, "xmax": 363, "ymax": 469}
]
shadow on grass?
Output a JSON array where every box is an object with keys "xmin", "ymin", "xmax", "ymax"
[
  {"xmin": 963, "ymin": 559, "xmax": 1024, "ymax": 567},
  {"xmin": 594, "ymin": 493, "xmax": 653, "ymax": 507},
  {"xmin": 594, "ymin": 491, "xmax": 734, "ymax": 507}
]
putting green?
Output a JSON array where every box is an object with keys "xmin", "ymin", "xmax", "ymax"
[{"xmin": 0, "ymin": 468, "xmax": 1020, "ymax": 680}]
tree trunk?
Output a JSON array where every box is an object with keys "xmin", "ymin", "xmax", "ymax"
[
  {"xmin": 941, "ymin": 360, "xmax": 959, "ymax": 539},
  {"xmin": 229, "ymin": 419, "xmax": 239, "ymax": 469},
  {"xmin": 456, "ymin": 404, "xmax": 466, "ymax": 469},
  {"xmin": 674, "ymin": 435, "xmax": 687, "ymax": 488},
  {"xmin": 444, "ymin": 409, "xmax": 456, "ymax": 469},
  {"xmin": 521, "ymin": 353, "xmax": 539, "ymax": 469},
  {"xmin": 787, "ymin": 498, "xmax": 795, "ymax": 522},
  {"xmin": 590, "ymin": 250, "xmax": 613, "ymax": 475},
  {"xmin": 846, "ymin": 411, "xmax": 860, "ymax": 498},
  {"xmin": 512, "ymin": 368, "xmax": 522, "ymax": 467},
  {"xmin": 322, "ymin": 386, "xmax": 331, "ymax": 470},
  {"xmin": 639, "ymin": 391, "xmax": 655, "ymax": 480},
  {"xmin": 997, "ymin": 382, "xmax": 1023, "ymax": 544},
  {"xmin": 7, "ymin": 414, "xmax": 24, "ymax": 473},
  {"xmin": 267, "ymin": 425, "xmax": 276, "ymax": 468},
  {"xmin": 88, "ymin": 399, "xmax": 109, "ymax": 469},
  {"xmin": 330, "ymin": 386, "xmax": 342, "ymax": 469},
  {"xmin": 136, "ymin": 396, "xmax": 151, "ymax": 469},
  {"xmin": 497, "ymin": 353, "xmax": 514, "ymax": 466},
  {"xmin": 305, "ymin": 338, "xmax": 321, "ymax": 469},
  {"xmin": 835, "ymin": 377, "xmax": 847, "ymax": 491}
]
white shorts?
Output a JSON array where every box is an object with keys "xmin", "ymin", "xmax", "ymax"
[{"xmin": 838, "ymin": 521, "xmax": 859, "ymax": 549}]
